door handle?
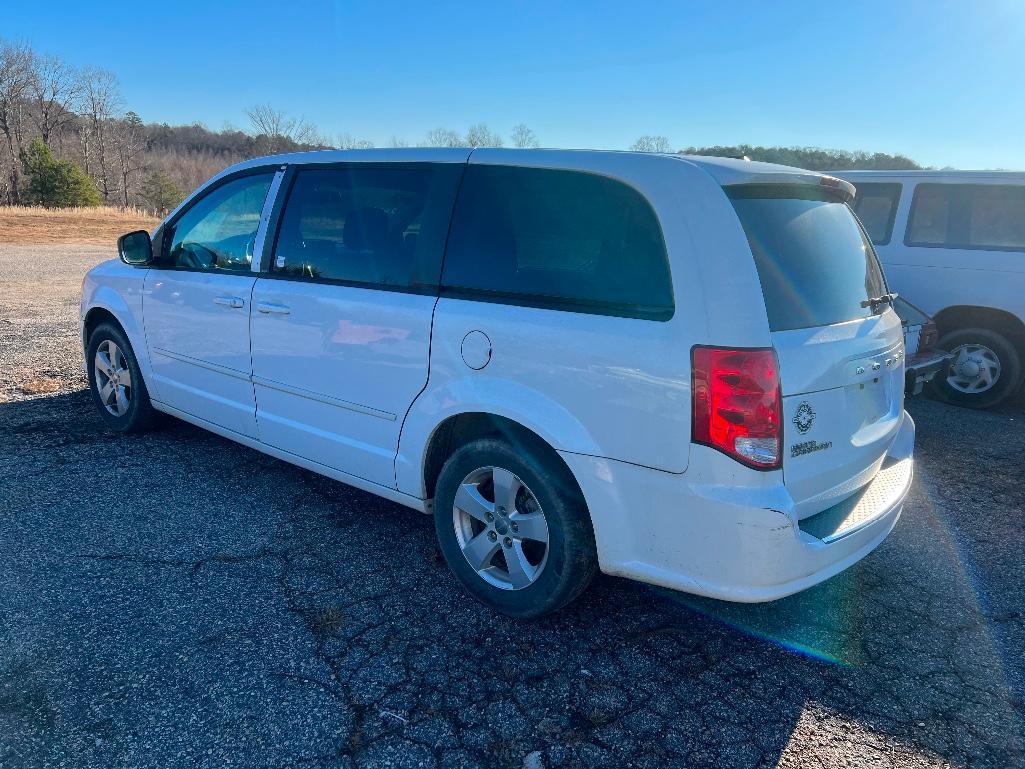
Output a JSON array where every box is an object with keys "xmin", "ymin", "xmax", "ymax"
[
  {"xmin": 256, "ymin": 302, "xmax": 292, "ymax": 315},
  {"xmin": 214, "ymin": 295, "xmax": 245, "ymax": 309}
]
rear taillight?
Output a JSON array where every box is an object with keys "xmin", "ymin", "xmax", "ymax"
[
  {"xmin": 919, "ymin": 320, "xmax": 939, "ymax": 350},
  {"xmin": 692, "ymin": 347, "xmax": 782, "ymax": 470}
]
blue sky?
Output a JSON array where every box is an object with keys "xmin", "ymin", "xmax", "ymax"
[{"xmin": 8, "ymin": 0, "xmax": 1025, "ymax": 168}]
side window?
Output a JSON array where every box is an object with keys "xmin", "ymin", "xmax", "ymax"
[
  {"xmin": 271, "ymin": 164, "xmax": 460, "ymax": 288},
  {"xmin": 441, "ymin": 165, "xmax": 673, "ymax": 320},
  {"xmin": 166, "ymin": 173, "xmax": 274, "ymax": 271},
  {"xmin": 966, "ymin": 185, "xmax": 1025, "ymax": 250},
  {"xmin": 851, "ymin": 182, "xmax": 902, "ymax": 245},
  {"xmin": 907, "ymin": 183, "xmax": 1025, "ymax": 251},
  {"xmin": 906, "ymin": 184, "xmax": 951, "ymax": 246}
]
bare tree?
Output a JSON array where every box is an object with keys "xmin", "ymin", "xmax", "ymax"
[
  {"xmin": 337, "ymin": 132, "xmax": 374, "ymax": 150},
  {"xmin": 112, "ymin": 111, "xmax": 144, "ymax": 207},
  {"xmin": 0, "ymin": 39, "xmax": 34, "ymax": 203},
  {"xmin": 511, "ymin": 123, "xmax": 539, "ymax": 149},
  {"xmin": 29, "ymin": 53, "xmax": 79, "ymax": 150},
  {"xmin": 245, "ymin": 103, "xmax": 316, "ymax": 152},
  {"xmin": 464, "ymin": 123, "xmax": 503, "ymax": 148},
  {"xmin": 388, "ymin": 136, "xmax": 409, "ymax": 148},
  {"xmin": 419, "ymin": 127, "xmax": 462, "ymax": 148},
  {"xmin": 630, "ymin": 135, "xmax": 673, "ymax": 153},
  {"xmin": 79, "ymin": 66, "xmax": 122, "ymax": 201}
]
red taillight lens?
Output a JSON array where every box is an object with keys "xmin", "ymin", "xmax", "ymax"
[
  {"xmin": 692, "ymin": 347, "xmax": 782, "ymax": 470},
  {"xmin": 919, "ymin": 320, "xmax": 939, "ymax": 350}
]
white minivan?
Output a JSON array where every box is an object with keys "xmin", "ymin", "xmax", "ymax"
[
  {"xmin": 839, "ymin": 170, "xmax": 1025, "ymax": 408},
  {"xmin": 81, "ymin": 149, "xmax": 915, "ymax": 617}
]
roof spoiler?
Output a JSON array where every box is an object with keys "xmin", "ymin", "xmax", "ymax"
[
  {"xmin": 722, "ymin": 173, "xmax": 855, "ymax": 204},
  {"xmin": 818, "ymin": 174, "xmax": 856, "ymax": 203}
]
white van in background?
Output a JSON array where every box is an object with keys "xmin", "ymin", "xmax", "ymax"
[{"xmin": 838, "ymin": 171, "xmax": 1025, "ymax": 408}]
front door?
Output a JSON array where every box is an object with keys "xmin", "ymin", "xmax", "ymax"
[
  {"xmin": 250, "ymin": 161, "xmax": 464, "ymax": 487},
  {"xmin": 143, "ymin": 171, "xmax": 277, "ymax": 437}
]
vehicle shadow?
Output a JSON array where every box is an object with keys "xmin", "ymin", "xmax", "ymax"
[{"xmin": 0, "ymin": 390, "xmax": 1021, "ymax": 768}]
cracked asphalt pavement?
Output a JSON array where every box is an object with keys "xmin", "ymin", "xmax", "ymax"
[{"xmin": 1, "ymin": 244, "xmax": 1023, "ymax": 768}]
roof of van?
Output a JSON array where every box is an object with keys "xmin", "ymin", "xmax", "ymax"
[
  {"xmin": 832, "ymin": 169, "xmax": 1025, "ymax": 181},
  {"xmin": 220, "ymin": 147, "xmax": 852, "ymax": 195}
]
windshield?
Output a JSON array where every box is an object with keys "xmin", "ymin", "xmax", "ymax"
[{"xmin": 727, "ymin": 185, "xmax": 887, "ymax": 332}]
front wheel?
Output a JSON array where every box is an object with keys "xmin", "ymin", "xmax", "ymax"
[
  {"xmin": 930, "ymin": 327, "xmax": 1022, "ymax": 409},
  {"xmin": 86, "ymin": 322, "xmax": 159, "ymax": 432},
  {"xmin": 433, "ymin": 437, "xmax": 597, "ymax": 618}
]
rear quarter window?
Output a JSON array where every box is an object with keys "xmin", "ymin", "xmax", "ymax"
[
  {"xmin": 440, "ymin": 165, "xmax": 674, "ymax": 320},
  {"xmin": 728, "ymin": 185, "xmax": 887, "ymax": 332}
]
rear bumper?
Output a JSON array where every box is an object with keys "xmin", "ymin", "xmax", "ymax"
[{"xmin": 562, "ymin": 410, "xmax": 915, "ymax": 603}]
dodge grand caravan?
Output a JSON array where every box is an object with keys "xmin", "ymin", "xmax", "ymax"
[{"xmin": 81, "ymin": 149, "xmax": 915, "ymax": 617}]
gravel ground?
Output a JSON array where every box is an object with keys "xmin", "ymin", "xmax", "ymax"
[{"xmin": 0, "ymin": 244, "xmax": 1023, "ymax": 769}]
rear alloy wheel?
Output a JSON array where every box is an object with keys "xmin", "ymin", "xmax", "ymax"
[
  {"xmin": 452, "ymin": 465, "xmax": 550, "ymax": 591},
  {"xmin": 434, "ymin": 437, "xmax": 597, "ymax": 618},
  {"xmin": 931, "ymin": 327, "xmax": 1022, "ymax": 409}
]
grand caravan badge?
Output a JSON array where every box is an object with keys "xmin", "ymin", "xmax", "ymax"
[{"xmin": 791, "ymin": 439, "xmax": 832, "ymax": 458}]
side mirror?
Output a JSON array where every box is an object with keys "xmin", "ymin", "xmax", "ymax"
[{"xmin": 118, "ymin": 230, "xmax": 153, "ymax": 266}]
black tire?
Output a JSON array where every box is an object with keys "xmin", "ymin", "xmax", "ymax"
[
  {"xmin": 86, "ymin": 322, "xmax": 160, "ymax": 432},
  {"xmin": 930, "ymin": 327, "xmax": 1022, "ymax": 409},
  {"xmin": 433, "ymin": 437, "xmax": 597, "ymax": 619}
]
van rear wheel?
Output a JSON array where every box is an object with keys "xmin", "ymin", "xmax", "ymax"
[
  {"xmin": 433, "ymin": 437, "xmax": 597, "ymax": 618},
  {"xmin": 931, "ymin": 327, "xmax": 1022, "ymax": 409}
]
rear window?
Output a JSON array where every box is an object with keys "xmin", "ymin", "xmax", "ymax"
[
  {"xmin": 907, "ymin": 183, "xmax": 1025, "ymax": 251},
  {"xmin": 851, "ymin": 182, "xmax": 902, "ymax": 245},
  {"xmin": 441, "ymin": 165, "xmax": 673, "ymax": 320},
  {"xmin": 727, "ymin": 185, "xmax": 887, "ymax": 332}
]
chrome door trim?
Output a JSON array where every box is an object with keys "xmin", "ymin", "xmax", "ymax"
[
  {"xmin": 152, "ymin": 348, "xmax": 395, "ymax": 420},
  {"xmin": 251, "ymin": 374, "xmax": 397, "ymax": 421},
  {"xmin": 151, "ymin": 347, "xmax": 251, "ymax": 381}
]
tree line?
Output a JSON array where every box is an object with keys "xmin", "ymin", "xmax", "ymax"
[
  {"xmin": 1, "ymin": 38, "xmax": 922, "ymax": 214},
  {"xmin": 680, "ymin": 143, "xmax": 922, "ymax": 171}
]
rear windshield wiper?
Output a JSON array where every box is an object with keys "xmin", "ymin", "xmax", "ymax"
[{"xmin": 861, "ymin": 292, "xmax": 898, "ymax": 309}]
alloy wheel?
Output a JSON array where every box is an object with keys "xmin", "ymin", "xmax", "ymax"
[
  {"xmin": 94, "ymin": 339, "xmax": 132, "ymax": 417},
  {"xmin": 452, "ymin": 466, "xmax": 550, "ymax": 591}
]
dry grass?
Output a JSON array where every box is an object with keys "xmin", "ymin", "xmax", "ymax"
[{"xmin": 0, "ymin": 205, "xmax": 160, "ymax": 246}]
